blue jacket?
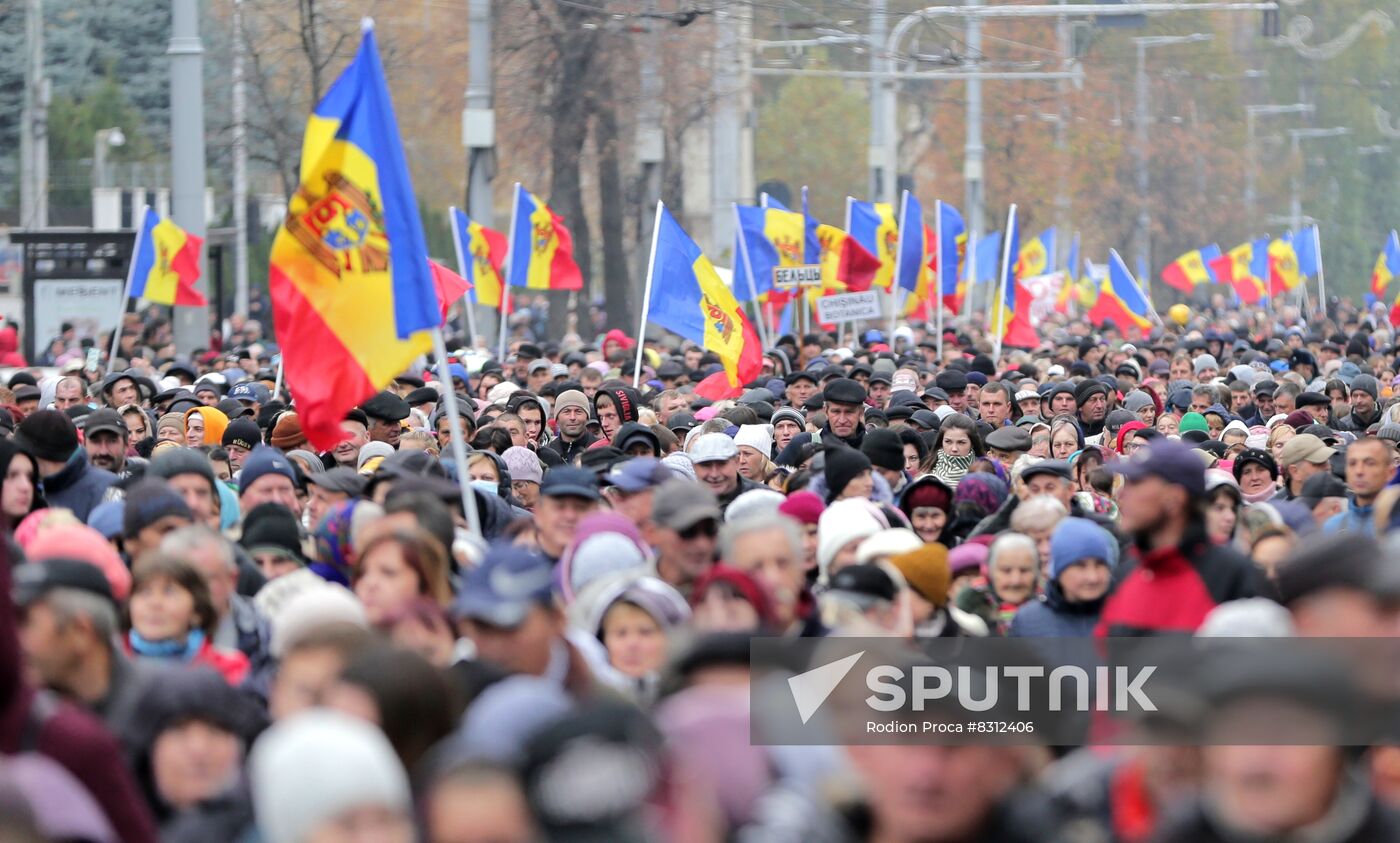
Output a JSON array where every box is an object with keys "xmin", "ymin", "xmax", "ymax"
[
  {"xmin": 41, "ymin": 453, "xmax": 116, "ymax": 522},
  {"xmin": 1322, "ymin": 498, "xmax": 1375, "ymax": 536},
  {"xmin": 1008, "ymin": 581, "xmax": 1105, "ymax": 638}
]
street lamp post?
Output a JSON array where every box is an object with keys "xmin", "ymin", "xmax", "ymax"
[
  {"xmin": 1245, "ymin": 103, "xmax": 1313, "ymax": 230},
  {"xmin": 1287, "ymin": 126, "xmax": 1350, "ymax": 234},
  {"xmin": 1133, "ymin": 33, "xmax": 1212, "ymax": 285},
  {"xmin": 92, "ymin": 127, "xmax": 125, "ymax": 191}
]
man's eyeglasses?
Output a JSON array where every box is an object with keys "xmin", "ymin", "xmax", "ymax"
[{"xmin": 678, "ymin": 518, "xmax": 719, "ymax": 540}]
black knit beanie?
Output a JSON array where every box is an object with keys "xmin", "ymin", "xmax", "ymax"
[
  {"xmin": 861, "ymin": 428, "xmax": 905, "ymax": 473},
  {"xmin": 824, "ymin": 445, "xmax": 872, "ymax": 502},
  {"xmin": 14, "ymin": 409, "xmax": 78, "ymax": 463}
]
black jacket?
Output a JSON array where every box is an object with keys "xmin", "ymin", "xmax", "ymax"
[
  {"xmin": 544, "ymin": 431, "xmax": 598, "ymax": 465},
  {"xmin": 776, "ymin": 423, "xmax": 865, "ymax": 466}
]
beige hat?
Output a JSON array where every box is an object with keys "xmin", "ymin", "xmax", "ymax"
[{"xmin": 1277, "ymin": 433, "xmax": 1335, "ymax": 467}]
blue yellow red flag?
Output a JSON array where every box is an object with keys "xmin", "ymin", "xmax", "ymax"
[
  {"xmin": 847, "ymin": 199, "xmax": 898, "ymax": 288},
  {"xmin": 1208, "ymin": 242, "xmax": 1265, "ymax": 304},
  {"xmin": 268, "ymin": 22, "xmax": 439, "ymax": 450},
  {"xmin": 127, "ymin": 206, "xmax": 206, "ymax": 307},
  {"xmin": 645, "ymin": 203, "xmax": 762, "ymax": 400},
  {"xmin": 969, "ymin": 231, "xmax": 1003, "ymax": 287},
  {"xmin": 990, "ymin": 206, "xmax": 1038, "ymax": 348},
  {"xmin": 814, "ymin": 224, "xmax": 880, "ymax": 297},
  {"xmin": 895, "ymin": 191, "xmax": 930, "ymax": 294},
  {"xmin": 1088, "ymin": 250, "xmax": 1154, "ymax": 338},
  {"xmin": 734, "ymin": 203, "xmax": 806, "ymax": 301},
  {"xmin": 1373, "ymin": 230, "xmax": 1400, "ymax": 299},
  {"xmin": 1267, "ymin": 237, "xmax": 1302, "ymax": 296},
  {"xmin": 1160, "ymin": 244, "xmax": 1221, "ymax": 293},
  {"xmin": 449, "ymin": 206, "xmax": 509, "ymax": 311},
  {"xmin": 935, "ymin": 201, "xmax": 967, "ymax": 313},
  {"xmin": 506, "ymin": 184, "xmax": 583, "ymax": 291},
  {"xmin": 1294, "ymin": 226, "xmax": 1320, "ymax": 279},
  {"xmin": 1018, "ymin": 227, "xmax": 1055, "ymax": 279}
]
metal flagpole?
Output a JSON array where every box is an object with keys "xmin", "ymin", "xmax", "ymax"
[
  {"xmin": 733, "ymin": 204, "xmax": 773, "ymax": 349},
  {"xmin": 633, "ymin": 201, "xmax": 664, "ymax": 388},
  {"xmin": 430, "ymin": 327, "xmax": 483, "ymax": 539},
  {"xmin": 935, "ymin": 200, "xmax": 945, "ymax": 362},
  {"xmin": 497, "ymin": 184, "xmax": 522, "ymax": 361},
  {"xmin": 108, "ymin": 205, "xmax": 149, "ymax": 374},
  {"xmin": 448, "ymin": 207, "xmax": 479, "ymax": 349},
  {"xmin": 888, "ymin": 190, "xmax": 910, "ymax": 342},
  {"xmin": 992, "ymin": 204, "xmax": 1016, "ymax": 362},
  {"xmin": 273, "ymin": 356, "xmax": 285, "ymax": 399},
  {"xmin": 1313, "ymin": 225, "xmax": 1326, "ymax": 319},
  {"xmin": 842, "ymin": 196, "xmax": 855, "ymax": 348}
]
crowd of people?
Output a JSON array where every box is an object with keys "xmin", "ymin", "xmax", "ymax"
[{"xmin": 1, "ymin": 300, "xmax": 1400, "ymax": 843}]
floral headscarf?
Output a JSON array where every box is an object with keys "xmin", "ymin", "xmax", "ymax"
[{"xmin": 313, "ymin": 500, "xmax": 364, "ymax": 586}]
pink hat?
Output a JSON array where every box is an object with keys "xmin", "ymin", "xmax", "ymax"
[
  {"xmin": 26, "ymin": 524, "xmax": 132, "ymax": 601},
  {"xmin": 777, "ymin": 490, "xmax": 825, "ymax": 526},
  {"xmin": 948, "ymin": 542, "xmax": 989, "ymax": 577}
]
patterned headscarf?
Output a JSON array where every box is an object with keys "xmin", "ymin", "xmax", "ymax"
[
  {"xmin": 312, "ymin": 500, "xmax": 363, "ymax": 586},
  {"xmin": 953, "ymin": 472, "xmax": 1009, "ymax": 516}
]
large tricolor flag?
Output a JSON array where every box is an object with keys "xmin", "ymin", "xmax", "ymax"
[
  {"xmin": 936, "ymin": 201, "xmax": 967, "ymax": 314},
  {"xmin": 847, "ymin": 199, "xmax": 898, "ymax": 289},
  {"xmin": 1208, "ymin": 241, "xmax": 1267, "ymax": 304},
  {"xmin": 1088, "ymin": 250, "xmax": 1154, "ymax": 338},
  {"xmin": 644, "ymin": 203, "xmax": 762, "ymax": 400},
  {"xmin": 1294, "ymin": 225, "xmax": 1320, "ymax": 280},
  {"xmin": 506, "ymin": 184, "xmax": 583, "ymax": 291},
  {"xmin": 814, "ymin": 224, "xmax": 880, "ymax": 294},
  {"xmin": 733, "ymin": 203, "xmax": 806, "ymax": 300},
  {"xmin": 268, "ymin": 22, "xmax": 440, "ymax": 450},
  {"xmin": 1160, "ymin": 244, "xmax": 1221, "ymax": 294},
  {"xmin": 989, "ymin": 205, "xmax": 1038, "ymax": 349},
  {"xmin": 1374, "ymin": 230, "xmax": 1400, "ymax": 300},
  {"xmin": 127, "ymin": 206, "xmax": 206, "ymax": 306},
  {"xmin": 449, "ymin": 206, "xmax": 509, "ymax": 311}
]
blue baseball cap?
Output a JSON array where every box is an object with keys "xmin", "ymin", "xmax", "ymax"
[
  {"xmin": 539, "ymin": 467, "xmax": 601, "ymax": 500},
  {"xmin": 604, "ymin": 457, "xmax": 672, "ymax": 493},
  {"xmin": 1110, "ymin": 439, "xmax": 1205, "ymax": 497},
  {"xmin": 452, "ymin": 543, "xmax": 554, "ymax": 627},
  {"xmin": 228, "ymin": 382, "xmax": 270, "ymax": 404}
]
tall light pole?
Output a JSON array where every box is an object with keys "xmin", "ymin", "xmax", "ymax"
[
  {"xmin": 464, "ymin": 0, "xmax": 495, "ymax": 346},
  {"xmin": 1133, "ymin": 33, "xmax": 1212, "ymax": 283},
  {"xmin": 1245, "ymin": 103, "xmax": 1312, "ymax": 230},
  {"xmin": 169, "ymin": 0, "xmax": 209, "ymax": 355},
  {"xmin": 1287, "ymin": 126, "xmax": 1350, "ymax": 233},
  {"xmin": 20, "ymin": 0, "xmax": 48, "ymax": 230},
  {"xmin": 231, "ymin": 0, "xmax": 249, "ymax": 318}
]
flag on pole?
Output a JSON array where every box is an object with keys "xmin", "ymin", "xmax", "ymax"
[
  {"xmin": 936, "ymin": 201, "xmax": 967, "ymax": 314},
  {"xmin": 1294, "ymin": 225, "xmax": 1319, "ymax": 279},
  {"xmin": 428, "ymin": 259, "xmax": 471, "ymax": 323},
  {"xmin": 506, "ymin": 184, "xmax": 583, "ymax": 291},
  {"xmin": 1160, "ymin": 244, "xmax": 1221, "ymax": 293},
  {"xmin": 971, "ymin": 231, "xmax": 1003, "ymax": 286},
  {"xmin": 1018, "ymin": 227, "xmax": 1056, "ymax": 278},
  {"xmin": 1209, "ymin": 241, "xmax": 1267, "ymax": 304},
  {"xmin": 128, "ymin": 207, "xmax": 206, "ymax": 306},
  {"xmin": 990, "ymin": 206, "xmax": 1038, "ymax": 348},
  {"xmin": 815, "ymin": 224, "xmax": 880, "ymax": 293},
  {"xmin": 848, "ymin": 199, "xmax": 899, "ymax": 289},
  {"xmin": 449, "ymin": 207, "xmax": 509, "ymax": 311},
  {"xmin": 1266, "ymin": 237, "xmax": 1302, "ymax": 296},
  {"xmin": 1088, "ymin": 250, "xmax": 1154, "ymax": 338},
  {"xmin": 734, "ymin": 204, "xmax": 806, "ymax": 300},
  {"xmin": 1373, "ymin": 231, "xmax": 1400, "ymax": 299},
  {"xmin": 646, "ymin": 204, "xmax": 763, "ymax": 400},
  {"xmin": 268, "ymin": 22, "xmax": 440, "ymax": 450},
  {"xmin": 895, "ymin": 191, "xmax": 930, "ymax": 293}
]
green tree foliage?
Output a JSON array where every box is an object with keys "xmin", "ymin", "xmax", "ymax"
[{"xmin": 755, "ymin": 74, "xmax": 870, "ymax": 225}]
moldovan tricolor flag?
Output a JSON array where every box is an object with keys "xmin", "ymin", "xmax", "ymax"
[
  {"xmin": 935, "ymin": 201, "xmax": 967, "ymax": 314},
  {"xmin": 894, "ymin": 190, "xmax": 932, "ymax": 295},
  {"xmin": 506, "ymin": 184, "xmax": 584, "ymax": 291},
  {"xmin": 645, "ymin": 203, "xmax": 762, "ymax": 400},
  {"xmin": 268, "ymin": 22, "xmax": 440, "ymax": 450},
  {"xmin": 989, "ymin": 205, "xmax": 1039, "ymax": 348},
  {"xmin": 847, "ymin": 199, "xmax": 899, "ymax": 289},
  {"xmin": 1209, "ymin": 241, "xmax": 1267, "ymax": 304},
  {"xmin": 815, "ymin": 224, "xmax": 880, "ymax": 293},
  {"xmin": 127, "ymin": 206, "xmax": 206, "ymax": 306},
  {"xmin": 733, "ymin": 203, "xmax": 806, "ymax": 300},
  {"xmin": 1018, "ymin": 227, "xmax": 1056, "ymax": 279},
  {"xmin": 1160, "ymin": 244, "xmax": 1221, "ymax": 294},
  {"xmin": 1267, "ymin": 237, "xmax": 1302, "ymax": 297},
  {"xmin": 1088, "ymin": 250, "xmax": 1154, "ymax": 339},
  {"xmin": 449, "ymin": 206, "xmax": 510, "ymax": 312},
  {"xmin": 1374, "ymin": 230, "xmax": 1400, "ymax": 300}
]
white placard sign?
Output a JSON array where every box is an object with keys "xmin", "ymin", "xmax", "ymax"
[{"xmin": 816, "ymin": 290, "xmax": 882, "ymax": 323}]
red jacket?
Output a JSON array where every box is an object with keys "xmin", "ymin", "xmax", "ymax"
[{"xmin": 1096, "ymin": 526, "xmax": 1267, "ymax": 637}]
